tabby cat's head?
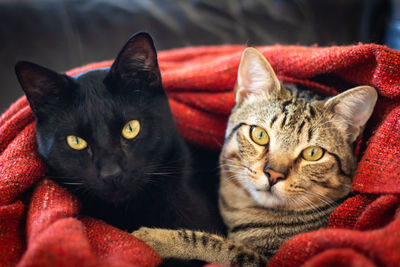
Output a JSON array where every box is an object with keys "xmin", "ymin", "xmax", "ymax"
[
  {"xmin": 15, "ymin": 32, "xmax": 182, "ymax": 205},
  {"xmin": 221, "ymin": 48, "xmax": 377, "ymax": 210}
]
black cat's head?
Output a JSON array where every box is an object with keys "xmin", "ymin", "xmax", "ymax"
[{"xmin": 15, "ymin": 32, "xmax": 185, "ymax": 205}]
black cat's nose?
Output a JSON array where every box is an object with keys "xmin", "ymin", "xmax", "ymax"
[
  {"xmin": 99, "ymin": 162, "xmax": 122, "ymax": 181},
  {"xmin": 264, "ymin": 165, "xmax": 286, "ymax": 187}
]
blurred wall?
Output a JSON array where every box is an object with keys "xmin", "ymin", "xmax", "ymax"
[{"xmin": 0, "ymin": 0, "xmax": 388, "ymax": 112}]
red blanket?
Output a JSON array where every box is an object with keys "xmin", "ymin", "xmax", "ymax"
[{"xmin": 1, "ymin": 44, "xmax": 399, "ymax": 267}]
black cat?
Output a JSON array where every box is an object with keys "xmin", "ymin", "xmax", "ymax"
[{"xmin": 15, "ymin": 32, "xmax": 225, "ymax": 234}]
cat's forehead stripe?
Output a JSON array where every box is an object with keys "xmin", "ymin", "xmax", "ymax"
[
  {"xmin": 270, "ymin": 115, "xmax": 278, "ymax": 127},
  {"xmin": 307, "ymin": 128, "xmax": 313, "ymax": 142},
  {"xmin": 297, "ymin": 121, "xmax": 305, "ymax": 134}
]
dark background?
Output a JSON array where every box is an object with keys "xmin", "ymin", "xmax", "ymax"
[{"xmin": 0, "ymin": 0, "xmax": 395, "ymax": 113}]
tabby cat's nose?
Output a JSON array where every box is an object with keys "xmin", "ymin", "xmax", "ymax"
[{"xmin": 264, "ymin": 166, "xmax": 286, "ymax": 187}]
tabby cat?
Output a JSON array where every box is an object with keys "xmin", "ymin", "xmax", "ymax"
[
  {"xmin": 15, "ymin": 32, "xmax": 224, "ymax": 233},
  {"xmin": 132, "ymin": 47, "xmax": 378, "ymax": 266}
]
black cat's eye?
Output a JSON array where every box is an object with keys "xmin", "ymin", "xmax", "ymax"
[
  {"xmin": 66, "ymin": 135, "xmax": 88, "ymax": 150},
  {"xmin": 249, "ymin": 126, "xmax": 269, "ymax": 146},
  {"xmin": 122, "ymin": 120, "xmax": 141, "ymax": 139}
]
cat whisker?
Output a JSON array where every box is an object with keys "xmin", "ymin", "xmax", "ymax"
[
  {"xmin": 220, "ymin": 163, "xmax": 242, "ymax": 169},
  {"xmin": 220, "ymin": 160, "xmax": 244, "ymax": 168},
  {"xmin": 148, "ymin": 165, "xmax": 193, "ymax": 173},
  {"xmin": 46, "ymin": 175, "xmax": 83, "ymax": 180},
  {"xmin": 295, "ymin": 197, "xmax": 325, "ymax": 214},
  {"xmin": 224, "ymin": 168, "xmax": 245, "ymax": 175},
  {"xmin": 221, "ymin": 162, "xmax": 256, "ymax": 175},
  {"xmin": 297, "ymin": 193, "xmax": 337, "ymax": 215},
  {"xmin": 225, "ymin": 170, "xmax": 246, "ymax": 181},
  {"xmin": 306, "ymin": 191, "xmax": 337, "ymax": 208},
  {"xmin": 221, "ymin": 157, "xmax": 242, "ymax": 163},
  {"xmin": 145, "ymin": 172, "xmax": 178, "ymax": 176},
  {"xmin": 286, "ymin": 193, "xmax": 327, "ymax": 214},
  {"xmin": 222, "ymin": 160, "xmax": 253, "ymax": 171}
]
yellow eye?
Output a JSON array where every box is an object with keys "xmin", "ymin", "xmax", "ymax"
[
  {"xmin": 301, "ymin": 146, "xmax": 324, "ymax": 161},
  {"xmin": 250, "ymin": 126, "xmax": 269, "ymax": 146},
  {"xmin": 122, "ymin": 120, "xmax": 140, "ymax": 139},
  {"xmin": 66, "ymin": 135, "xmax": 87, "ymax": 150}
]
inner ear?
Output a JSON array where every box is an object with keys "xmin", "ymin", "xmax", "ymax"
[
  {"xmin": 15, "ymin": 61, "xmax": 70, "ymax": 115},
  {"xmin": 235, "ymin": 47, "xmax": 281, "ymax": 104},
  {"xmin": 324, "ymin": 86, "xmax": 377, "ymax": 142},
  {"xmin": 109, "ymin": 32, "xmax": 161, "ymax": 86}
]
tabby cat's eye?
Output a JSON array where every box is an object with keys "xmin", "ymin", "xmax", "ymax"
[
  {"xmin": 301, "ymin": 146, "xmax": 324, "ymax": 161},
  {"xmin": 66, "ymin": 135, "xmax": 88, "ymax": 150},
  {"xmin": 122, "ymin": 120, "xmax": 141, "ymax": 139},
  {"xmin": 250, "ymin": 126, "xmax": 269, "ymax": 146}
]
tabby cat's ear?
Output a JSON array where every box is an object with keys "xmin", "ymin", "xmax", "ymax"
[
  {"xmin": 109, "ymin": 32, "xmax": 161, "ymax": 87},
  {"xmin": 15, "ymin": 61, "xmax": 70, "ymax": 115},
  {"xmin": 324, "ymin": 86, "xmax": 377, "ymax": 142},
  {"xmin": 234, "ymin": 47, "xmax": 280, "ymax": 104}
]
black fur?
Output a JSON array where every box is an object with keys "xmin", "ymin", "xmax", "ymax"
[{"xmin": 15, "ymin": 32, "xmax": 225, "ymax": 233}]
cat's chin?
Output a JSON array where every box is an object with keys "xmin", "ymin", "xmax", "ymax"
[
  {"xmin": 249, "ymin": 188, "xmax": 286, "ymax": 209},
  {"xmin": 96, "ymin": 189, "xmax": 134, "ymax": 206}
]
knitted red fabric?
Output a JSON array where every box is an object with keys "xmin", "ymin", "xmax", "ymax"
[{"xmin": 0, "ymin": 44, "xmax": 399, "ymax": 267}]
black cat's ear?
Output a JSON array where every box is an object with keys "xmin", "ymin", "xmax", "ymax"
[
  {"xmin": 109, "ymin": 32, "xmax": 161, "ymax": 87},
  {"xmin": 15, "ymin": 61, "xmax": 69, "ymax": 115}
]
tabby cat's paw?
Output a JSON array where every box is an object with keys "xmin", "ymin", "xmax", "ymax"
[
  {"xmin": 132, "ymin": 227, "xmax": 173, "ymax": 254},
  {"xmin": 132, "ymin": 227, "xmax": 157, "ymax": 245}
]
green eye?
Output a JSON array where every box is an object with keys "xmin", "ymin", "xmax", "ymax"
[
  {"xmin": 250, "ymin": 126, "xmax": 269, "ymax": 146},
  {"xmin": 301, "ymin": 146, "xmax": 324, "ymax": 161},
  {"xmin": 122, "ymin": 120, "xmax": 140, "ymax": 139},
  {"xmin": 67, "ymin": 135, "xmax": 87, "ymax": 150}
]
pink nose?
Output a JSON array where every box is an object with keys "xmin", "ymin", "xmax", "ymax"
[{"xmin": 264, "ymin": 167, "xmax": 286, "ymax": 187}]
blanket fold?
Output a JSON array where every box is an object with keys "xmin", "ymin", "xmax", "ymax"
[{"xmin": 0, "ymin": 44, "xmax": 399, "ymax": 267}]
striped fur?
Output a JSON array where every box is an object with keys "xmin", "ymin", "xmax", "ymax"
[
  {"xmin": 132, "ymin": 48, "xmax": 377, "ymax": 266},
  {"xmin": 133, "ymin": 227, "xmax": 268, "ymax": 267}
]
